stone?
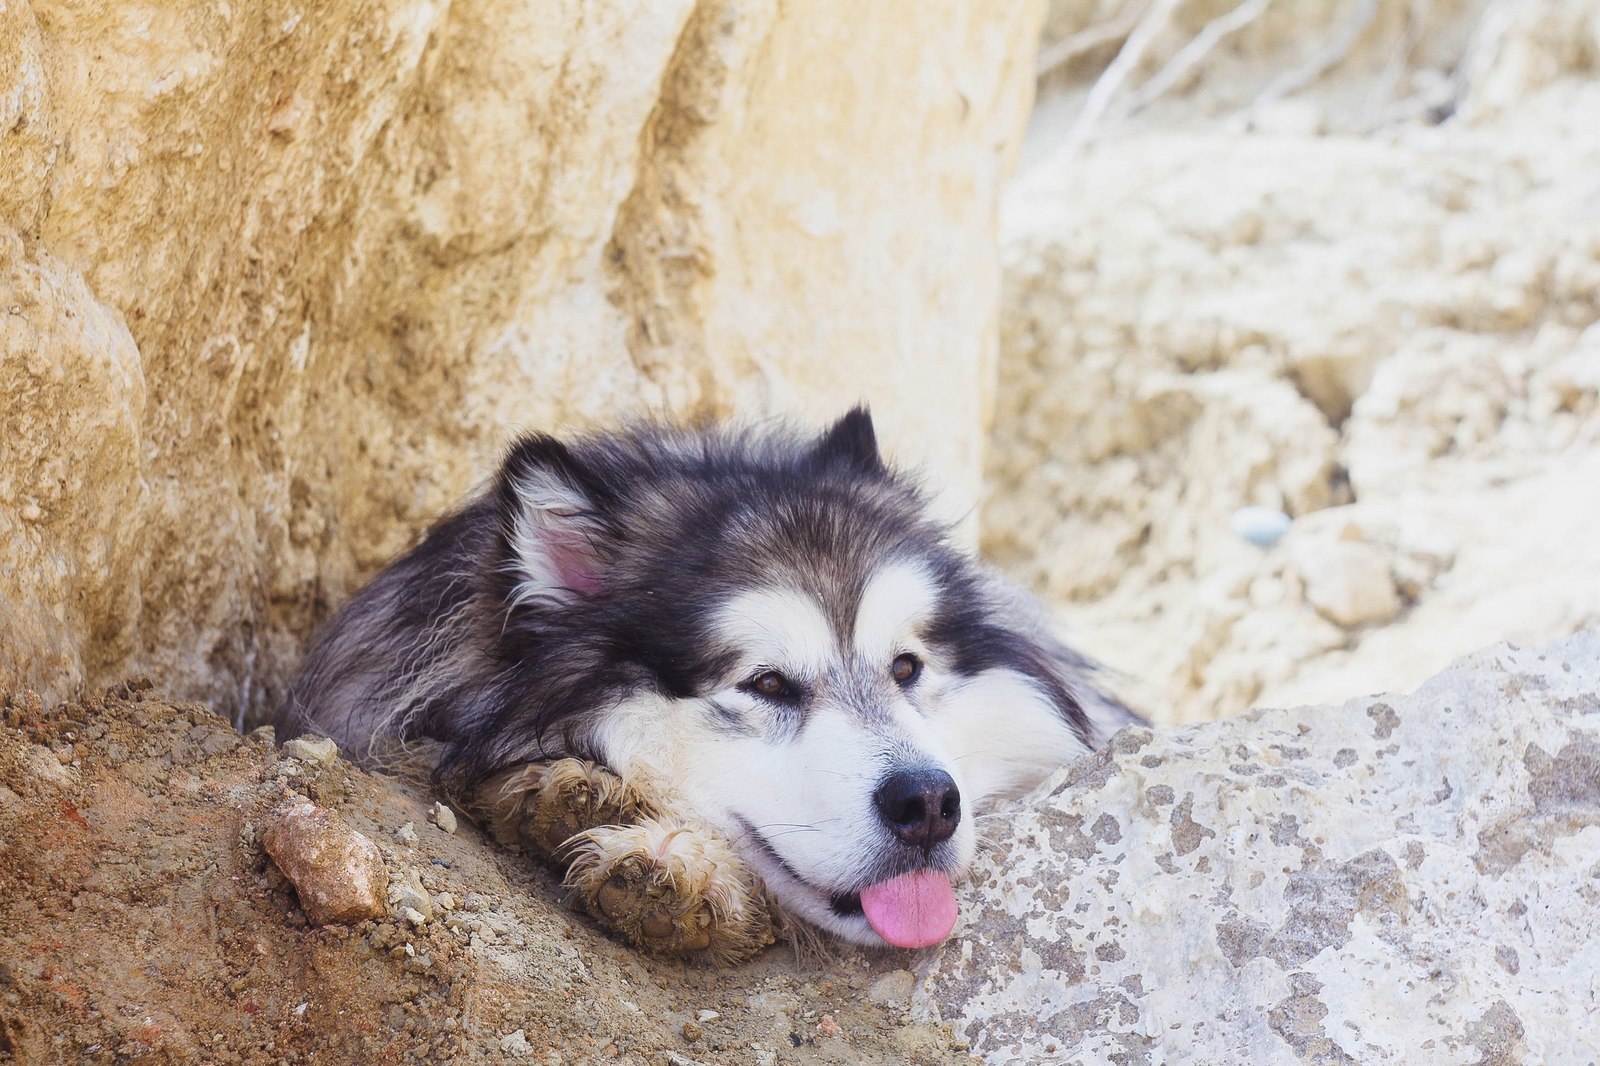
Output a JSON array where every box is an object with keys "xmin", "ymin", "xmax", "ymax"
[
  {"xmin": 498, "ymin": 1030, "xmax": 533, "ymax": 1058},
  {"xmin": 280, "ymin": 736, "xmax": 339, "ymax": 767},
  {"xmin": 429, "ymin": 802, "xmax": 458, "ymax": 835},
  {"xmin": 0, "ymin": 0, "xmax": 1045, "ymax": 724},
  {"xmin": 911, "ymin": 631, "xmax": 1600, "ymax": 1063},
  {"xmin": 388, "ymin": 868, "xmax": 433, "ymax": 922},
  {"xmin": 1292, "ymin": 539, "xmax": 1402, "ymax": 628},
  {"xmin": 260, "ymin": 800, "xmax": 388, "ymax": 926}
]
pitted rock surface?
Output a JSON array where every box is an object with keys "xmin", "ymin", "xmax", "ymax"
[{"xmin": 911, "ymin": 632, "xmax": 1600, "ymax": 1064}]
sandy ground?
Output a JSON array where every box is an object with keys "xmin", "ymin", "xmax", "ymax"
[{"xmin": 0, "ymin": 685, "xmax": 975, "ymax": 1065}]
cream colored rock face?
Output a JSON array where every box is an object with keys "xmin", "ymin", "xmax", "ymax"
[
  {"xmin": 992, "ymin": 1, "xmax": 1600, "ymax": 724},
  {"xmin": 0, "ymin": 0, "xmax": 1045, "ymax": 719}
]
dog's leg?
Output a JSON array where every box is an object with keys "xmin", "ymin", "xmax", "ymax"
[
  {"xmin": 565, "ymin": 818, "xmax": 775, "ymax": 964},
  {"xmin": 476, "ymin": 758, "xmax": 653, "ymax": 858},
  {"xmin": 474, "ymin": 759, "xmax": 774, "ymax": 963}
]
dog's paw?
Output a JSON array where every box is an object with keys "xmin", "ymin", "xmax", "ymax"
[
  {"xmin": 565, "ymin": 818, "xmax": 774, "ymax": 964},
  {"xmin": 475, "ymin": 757, "xmax": 656, "ymax": 859}
]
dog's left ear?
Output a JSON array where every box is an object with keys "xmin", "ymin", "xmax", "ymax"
[
  {"xmin": 811, "ymin": 406, "xmax": 885, "ymax": 476},
  {"xmin": 492, "ymin": 434, "xmax": 614, "ymax": 605}
]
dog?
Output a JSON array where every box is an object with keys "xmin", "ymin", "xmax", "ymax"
[{"xmin": 276, "ymin": 408, "xmax": 1139, "ymax": 960}]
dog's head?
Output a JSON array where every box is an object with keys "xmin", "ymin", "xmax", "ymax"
[{"xmin": 459, "ymin": 409, "xmax": 1118, "ymax": 947}]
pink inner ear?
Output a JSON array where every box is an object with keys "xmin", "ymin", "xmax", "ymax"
[{"xmin": 545, "ymin": 535, "xmax": 602, "ymax": 596}]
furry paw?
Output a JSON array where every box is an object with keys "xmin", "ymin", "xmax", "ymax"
[
  {"xmin": 475, "ymin": 757, "xmax": 655, "ymax": 859},
  {"xmin": 565, "ymin": 819, "xmax": 775, "ymax": 964}
]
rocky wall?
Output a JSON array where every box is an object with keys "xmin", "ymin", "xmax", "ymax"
[{"xmin": 0, "ymin": 0, "xmax": 1044, "ymax": 723}]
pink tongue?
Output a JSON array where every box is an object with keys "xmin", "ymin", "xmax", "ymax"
[{"xmin": 858, "ymin": 870, "xmax": 958, "ymax": 949}]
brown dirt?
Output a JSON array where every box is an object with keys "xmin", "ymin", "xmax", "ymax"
[{"xmin": 0, "ymin": 684, "xmax": 973, "ymax": 1065}]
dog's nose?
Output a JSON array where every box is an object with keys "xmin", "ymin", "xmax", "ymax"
[{"xmin": 873, "ymin": 767, "xmax": 961, "ymax": 851}]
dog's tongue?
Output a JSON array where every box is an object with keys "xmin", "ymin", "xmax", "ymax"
[{"xmin": 859, "ymin": 870, "xmax": 958, "ymax": 949}]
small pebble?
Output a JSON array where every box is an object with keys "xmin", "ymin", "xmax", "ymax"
[
  {"xmin": 1229, "ymin": 506, "xmax": 1293, "ymax": 548},
  {"xmin": 696, "ymin": 1010, "xmax": 720, "ymax": 1023},
  {"xmin": 429, "ymin": 802, "xmax": 458, "ymax": 834},
  {"xmin": 389, "ymin": 869, "xmax": 433, "ymax": 920},
  {"xmin": 394, "ymin": 822, "xmax": 419, "ymax": 845},
  {"xmin": 681, "ymin": 1021, "xmax": 703, "ymax": 1041},
  {"xmin": 281, "ymin": 735, "xmax": 339, "ymax": 766},
  {"xmin": 817, "ymin": 1015, "xmax": 841, "ymax": 1037},
  {"xmin": 868, "ymin": 969, "xmax": 916, "ymax": 1007},
  {"xmin": 499, "ymin": 1029, "xmax": 533, "ymax": 1058}
]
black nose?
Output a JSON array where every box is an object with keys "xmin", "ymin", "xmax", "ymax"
[{"xmin": 873, "ymin": 767, "xmax": 961, "ymax": 851}]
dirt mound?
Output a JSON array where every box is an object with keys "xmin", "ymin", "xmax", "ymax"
[{"xmin": 0, "ymin": 685, "xmax": 971, "ymax": 1065}]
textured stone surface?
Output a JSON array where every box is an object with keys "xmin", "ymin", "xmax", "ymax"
[
  {"xmin": 912, "ymin": 631, "xmax": 1600, "ymax": 1063},
  {"xmin": 993, "ymin": 1, "xmax": 1600, "ymax": 722},
  {"xmin": 262, "ymin": 799, "xmax": 389, "ymax": 925},
  {"xmin": 0, "ymin": 0, "xmax": 1043, "ymax": 723}
]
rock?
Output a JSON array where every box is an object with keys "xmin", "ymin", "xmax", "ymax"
[
  {"xmin": 0, "ymin": 0, "xmax": 1044, "ymax": 720},
  {"xmin": 393, "ymin": 822, "xmax": 419, "ymax": 846},
  {"xmin": 1292, "ymin": 539, "xmax": 1402, "ymax": 628},
  {"xmin": 498, "ymin": 1030, "xmax": 533, "ymax": 1058},
  {"xmin": 1229, "ymin": 506, "xmax": 1293, "ymax": 549},
  {"xmin": 281, "ymin": 736, "xmax": 339, "ymax": 767},
  {"xmin": 388, "ymin": 868, "xmax": 433, "ymax": 923},
  {"xmin": 993, "ymin": 2, "xmax": 1600, "ymax": 723},
  {"xmin": 429, "ymin": 802, "xmax": 458, "ymax": 835},
  {"xmin": 867, "ymin": 969, "xmax": 916, "ymax": 1008},
  {"xmin": 913, "ymin": 631, "xmax": 1600, "ymax": 1063},
  {"xmin": 260, "ymin": 801, "xmax": 389, "ymax": 926}
]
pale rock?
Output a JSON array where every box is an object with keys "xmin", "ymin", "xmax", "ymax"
[
  {"xmin": 1291, "ymin": 538, "xmax": 1402, "ymax": 628},
  {"xmin": 498, "ymin": 1030, "xmax": 533, "ymax": 1058},
  {"xmin": 388, "ymin": 868, "xmax": 433, "ymax": 922},
  {"xmin": 261, "ymin": 801, "xmax": 388, "ymax": 925},
  {"xmin": 868, "ymin": 969, "xmax": 917, "ymax": 1008},
  {"xmin": 429, "ymin": 802, "xmax": 458, "ymax": 835},
  {"xmin": 914, "ymin": 632, "xmax": 1600, "ymax": 1063},
  {"xmin": 281, "ymin": 736, "xmax": 338, "ymax": 767}
]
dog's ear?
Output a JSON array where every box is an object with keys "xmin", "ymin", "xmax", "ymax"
[
  {"xmin": 811, "ymin": 406, "xmax": 885, "ymax": 476},
  {"xmin": 493, "ymin": 434, "xmax": 612, "ymax": 604}
]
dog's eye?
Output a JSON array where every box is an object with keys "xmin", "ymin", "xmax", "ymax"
[
  {"xmin": 745, "ymin": 670, "xmax": 794, "ymax": 701},
  {"xmin": 890, "ymin": 653, "xmax": 921, "ymax": 686}
]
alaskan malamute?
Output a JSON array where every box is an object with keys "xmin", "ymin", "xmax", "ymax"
[{"xmin": 277, "ymin": 409, "xmax": 1137, "ymax": 960}]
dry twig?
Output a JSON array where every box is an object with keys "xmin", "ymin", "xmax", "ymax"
[
  {"xmin": 1120, "ymin": 0, "xmax": 1276, "ymax": 118},
  {"xmin": 1066, "ymin": 0, "xmax": 1186, "ymax": 152},
  {"xmin": 1036, "ymin": 2, "xmax": 1151, "ymax": 79},
  {"xmin": 1240, "ymin": 0, "xmax": 1380, "ymax": 124},
  {"xmin": 1446, "ymin": 0, "xmax": 1520, "ymax": 123}
]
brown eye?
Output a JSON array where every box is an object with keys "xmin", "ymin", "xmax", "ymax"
[
  {"xmin": 890, "ymin": 653, "xmax": 921, "ymax": 686},
  {"xmin": 747, "ymin": 670, "xmax": 793, "ymax": 700}
]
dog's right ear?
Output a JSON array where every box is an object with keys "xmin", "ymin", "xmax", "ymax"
[
  {"xmin": 810, "ymin": 406, "xmax": 886, "ymax": 476},
  {"xmin": 493, "ymin": 434, "xmax": 612, "ymax": 604}
]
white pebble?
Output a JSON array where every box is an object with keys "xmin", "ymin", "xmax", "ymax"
[
  {"xmin": 1229, "ymin": 506, "xmax": 1293, "ymax": 548},
  {"xmin": 281, "ymin": 735, "xmax": 339, "ymax": 766},
  {"xmin": 696, "ymin": 1009, "xmax": 721, "ymax": 1023},
  {"xmin": 429, "ymin": 802, "xmax": 458, "ymax": 834},
  {"xmin": 499, "ymin": 1030, "xmax": 533, "ymax": 1057},
  {"xmin": 394, "ymin": 822, "xmax": 419, "ymax": 845}
]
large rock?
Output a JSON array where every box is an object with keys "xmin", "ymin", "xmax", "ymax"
[
  {"xmin": 991, "ymin": 1, "xmax": 1600, "ymax": 722},
  {"xmin": 914, "ymin": 630, "xmax": 1600, "ymax": 1063},
  {"xmin": 0, "ymin": 0, "xmax": 1044, "ymax": 723}
]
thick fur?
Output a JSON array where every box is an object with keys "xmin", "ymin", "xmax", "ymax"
[{"xmin": 277, "ymin": 409, "xmax": 1140, "ymax": 953}]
